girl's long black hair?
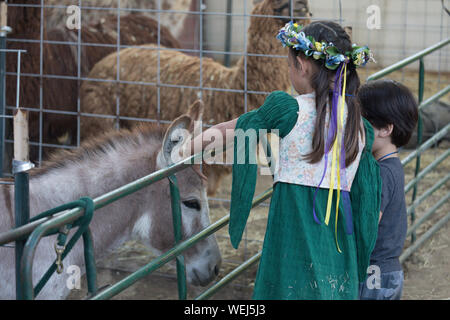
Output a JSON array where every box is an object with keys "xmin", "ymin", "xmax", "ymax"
[{"xmin": 290, "ymin": 20, "xmax": 362, "ymax": 167}]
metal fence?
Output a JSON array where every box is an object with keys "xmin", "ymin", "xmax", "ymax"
[
  {"xmin": 1, "ymin": 1, "xmax": 447, "ymax": 160},
  {"xmin": 0, "ymin": 0, "xmax": 449, "ymax": 300}
]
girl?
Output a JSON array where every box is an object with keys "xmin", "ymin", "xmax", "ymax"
[{"xmin": 185, "ymin": 21, "xmax": 381, "ymax": 299}]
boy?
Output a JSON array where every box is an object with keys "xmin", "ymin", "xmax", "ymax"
[{"xmin": 357, "ymin": 79, "xmax": 419, "ymax": 300}]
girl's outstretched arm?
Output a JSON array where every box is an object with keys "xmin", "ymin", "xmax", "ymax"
[{"xmin": 183, "ymin": 118, "xmax": 238, "ymax": 159}]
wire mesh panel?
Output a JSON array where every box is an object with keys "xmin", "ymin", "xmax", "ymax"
[{"xmin": 1, "ymin": 0, "xmax": 449, "ymax": 299}]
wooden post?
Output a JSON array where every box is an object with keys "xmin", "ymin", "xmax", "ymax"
[
  {"xmin": 0, "ymin": 2, "xmax": 7, "ymax": 29},
  {"xmin": 13, "ymin": 109, "xmax": 29, "ymax": 162}
]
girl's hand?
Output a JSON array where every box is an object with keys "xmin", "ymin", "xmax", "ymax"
[
  {"xmin": 179, "ymin": 135, "xmax": 194, "ymax": 159},
  {"xmin": 179, "ymin": 118, "xmax": 238, "ymax": 162}
]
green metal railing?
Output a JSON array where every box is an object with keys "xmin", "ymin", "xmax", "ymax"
[
  {"xmin": 0, "ymin": 38, "xmax": 449, "ymax": 300},
  {"xmin": 20, "ymin": 197, "xmax": 97, "ymax": 299},
  {"xmin": 366, "ymin": 38, "xmax": 450, "ymax": 81}
]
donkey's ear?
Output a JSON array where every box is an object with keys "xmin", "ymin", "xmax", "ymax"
[
  {"xmin": 160, "ymin": 115, "xmax": 192, "ymax": 166},
  {"xmin": 187, "ymin": 100, "xmax": 204, "ymax": 122},
  {"xmin": 187, "ymin": 100, "xmax": 204, "ymax": 135}
]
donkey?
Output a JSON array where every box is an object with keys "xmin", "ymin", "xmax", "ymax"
[{"xmin": 0, "ymin": 101, "xmax": 221, "ymax": 299}]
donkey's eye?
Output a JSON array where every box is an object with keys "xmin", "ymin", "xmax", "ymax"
[{"xmin": 182, "ymin": 199, "xmax": 201, "ymax": 211}]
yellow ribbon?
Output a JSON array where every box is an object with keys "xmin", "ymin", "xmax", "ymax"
[
  {"xmin": 325, "ymin": 136, "xmax": 337, "ymax": 225},
  {"xmin": 325, "ymin": 63, "xmax": 347, "ymax": 253}
]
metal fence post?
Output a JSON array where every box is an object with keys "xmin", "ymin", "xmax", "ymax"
[
  {"xmin": 0, "ymin": 36, "xmax": 5, "ymax": 177},
  {"xmin": 0, "ymin": 1, "xmax": 11, "ymax": 177},
  {"xmin": 410, "ymin": 58, "xmax": 425, "ymax": 243},
  {"xmin": 14, "ymin": 169, "xmax": 29, "ymax": 299},
  {"xmin": 224, "ymin": 0, "xmax": 233, "ymax": 67},
  {"xmin": 169, "ymin": 174, "xmax": 187, "ymax": 300}
]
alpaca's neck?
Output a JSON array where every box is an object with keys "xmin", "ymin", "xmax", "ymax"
[
  {"xmin": 8, "ymin": 0, "xmax": 41, "ymax": 37},
  {"xmin": 232, "ymin": 7, "xmax": 291, "ymax": 110}
]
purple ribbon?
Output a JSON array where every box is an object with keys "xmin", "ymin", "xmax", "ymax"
[
  {"xmin": 311, "ymin": 61, "xmax": 353, "ymax": 235},
  {"xmin": 311, "ymin": 62, "xmax": 344, "ymax": 224}
]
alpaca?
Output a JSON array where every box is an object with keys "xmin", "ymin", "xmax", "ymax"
[
  {"xmin": 79, "ymin": 0, "xmax": 312, "ymax": 194},
  {"xmin": 44, "ymin": 0, "xmax": 191, "ymax": 39},
  {"xmin": 0, "ymin": 101, "xmax": 221, "ymax": 299},
  {"xmin": 6, "ymin": 0, "xmax": 181, "ymax": 163}
]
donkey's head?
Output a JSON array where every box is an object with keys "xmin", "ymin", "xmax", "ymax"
[{"xmin": 132, "ymin": 101, "xmax": 221, "ymax": 287}]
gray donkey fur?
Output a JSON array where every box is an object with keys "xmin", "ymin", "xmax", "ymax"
[{"xmin": 0, "ymin": 101, "xmax": 221, "ymax": 299}]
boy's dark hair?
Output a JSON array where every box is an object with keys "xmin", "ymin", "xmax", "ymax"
[{"xmin": 358, "ymin": 79, "xmax": 419, "ymax": 148}]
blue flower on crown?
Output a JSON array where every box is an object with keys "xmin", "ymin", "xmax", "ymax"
[
  {"xmin": 294, "ymin": 31, "xmax": 313, "ymax": 52},
  {"xmin": 325, "ymin": 54, "xmax": 347, "ymax": 70}
]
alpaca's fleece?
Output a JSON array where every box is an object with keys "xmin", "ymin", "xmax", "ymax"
[
  {"xmin": 79, "ymin": 0, "xmax": 311, "ymax": 194},
  {"xmin": 6, "ymin": 0, "xmax": 181, "ymax": 162},
  {"xmin": 44, "ymin": 0, "xmax": 191, "ymax": 38}
]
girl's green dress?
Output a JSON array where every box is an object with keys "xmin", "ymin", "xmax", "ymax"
[{"xmin": 229, "ymin": 91, "xmax": 381, "ymax": 300}]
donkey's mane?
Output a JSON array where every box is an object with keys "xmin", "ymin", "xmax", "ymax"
[{"xmin": 31, "ymin": 123, "xmax": 166, "ymax": 177}]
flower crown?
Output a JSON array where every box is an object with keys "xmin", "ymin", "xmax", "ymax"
[{"xmin": 276, "ymin": 22, "xmax": 374, "ymax": 70}]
